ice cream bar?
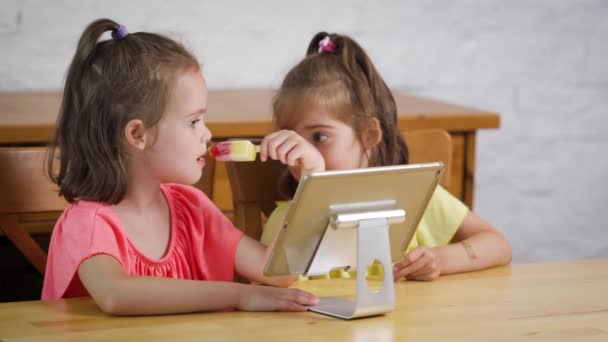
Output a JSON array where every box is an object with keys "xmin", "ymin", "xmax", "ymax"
[{"xmin": 208, "ymin": 140, "xmax": 260, "ymax": 162}]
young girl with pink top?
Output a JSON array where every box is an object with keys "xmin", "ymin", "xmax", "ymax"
[{"xmin": 41, "ymin": 18, "xmax": 318, "ymax": 315}]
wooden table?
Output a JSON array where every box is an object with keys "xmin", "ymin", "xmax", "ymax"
[
  {"xmin": 0, "ymin": 90, "xmax": 499, "ymax": 210},
  {"xmin": 0, "ymin": 258, "xmax": 606, "ymax": 341}
]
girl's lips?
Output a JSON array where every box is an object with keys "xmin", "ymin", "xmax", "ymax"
[{"xmin": 197, "ymin": 154, "xmax": 206, "ymax": 166}]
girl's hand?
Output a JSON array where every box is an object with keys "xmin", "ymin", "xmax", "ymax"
[
  {"xmin": 393, "ymin": 246, "xmax": 440, "ymax": 281},
  {"xmin": 237, "ymin": 284, "xmax": 319, "ymax": 312},
  {"xmin": 260, "ymin": 130, "xmax": 325, "ymax": 176}
]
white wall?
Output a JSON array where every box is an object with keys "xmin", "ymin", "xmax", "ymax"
[{"xmin": 1, "ymin": 0, "xmax": 607, "ymax": 263}]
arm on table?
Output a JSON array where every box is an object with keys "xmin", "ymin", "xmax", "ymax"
[
  {"xmin": 393, "ymin": 211, "xmax": 512, "ymax": 281},
  {"xmin": 78, "ymin": 252, "xmax": 316, "ymax": 315}
]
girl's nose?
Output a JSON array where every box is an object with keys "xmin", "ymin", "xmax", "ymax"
[{"xmin": 202, "ymin": 126, "xmax": 212, "ymax": 143}]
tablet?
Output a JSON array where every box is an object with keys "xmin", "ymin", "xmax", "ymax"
[{"xmin": 263, "ymin": 162, "xmax": 444, "ymax": 276}]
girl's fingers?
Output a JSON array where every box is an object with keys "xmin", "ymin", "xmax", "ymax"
[
  {"xmin": 265, "ymin": 133, "xmax": 290, "ymax": 162},
  {"xmin": 394, "ymin": 247, "xmax": 425, "ymax": 270},
  {"xmin": 286, "ymin": 145, "xmax": 304, "ymax": 167},
  {"xmin": 410, "ymin": 253, "xmax": 432, "ymax": 273},
  {"xmin": 281, "ymin": 301, "xmax": 309, "ymax": 312},
  {"xmin": 403, "ymin": 247, "xmax": 426, "ymax": 267},
  {"xmin": 393, "ymin": 249, "xmax": 429, "ymax": 281},
  {"xmin": 408, "ymin": 269, "xmax": 440, "ymax": 281},
  {"xmin": 408, "ymin": 259, "xmax": 437, "ymax": 278},
  {"xmin": 275, "ymin": 139, "xmax": 298, "ymax": 165},
  {"xmin": 293, "ymin": 289, "xmax": 320, "ymax": 306},
  {"xmin": 260, "ymin": 130, "xmax": 323, "ymax": 172},
  {"xmin": 260, "ymin": 130, "xmax": 288, "ymax": 162},
  {"xmin": 278, "ymin": 289, "xmax": 318, "ymax": 311}
]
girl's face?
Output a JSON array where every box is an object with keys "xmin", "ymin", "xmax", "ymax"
[
  {"xmin": 288, "ymin": 107, "xmax": 369, "ymax": 176},
  {"xmin": 144, "ymin": 70, "xmax": 212, "ymax": 185}
]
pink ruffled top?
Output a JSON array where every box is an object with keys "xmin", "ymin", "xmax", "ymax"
[{"xmin": 42, "ymin": 184, "xmax": 243, "ymax": 300}]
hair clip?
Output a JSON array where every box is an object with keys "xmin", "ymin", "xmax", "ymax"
[
  {"xmin": 111, "ymin": 25, "xmax": 128, "ymax": 41},
  {"xmin": 318, "ymin": 36, "xmax": 336, "ymax": 53}
]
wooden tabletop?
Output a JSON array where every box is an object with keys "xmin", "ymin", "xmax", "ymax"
[
  {"xmin": 0, "ymin": 90, "xmax": 500, "ymax": 144},
  {"xmin": 0, "ymin": 258, "xmax": 606, "ymax": 341}
]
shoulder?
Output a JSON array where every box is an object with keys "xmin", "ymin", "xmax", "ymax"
[
  {"xmin": 416, "ymin": 186, "xmax": 468, "ymax": 246},
  {"xmin": 161, "ymin": 183, "xmax": 219, "ymax": 218},
  {"xmin": 426, "ymin": 185, "xmax": 469, "ymax": 216},
  {"xmin": 55, "ymin": 200, "xmax": 119, "ymax": 238},
  {"xmin": 161, "ymin": 183, "xmax": 213, "ymax": 208},
  {"xmin": 267, "ymin": 201, "xmax": 291, "ymax": 227},
  {"xmin": 50, "ymin": 200, "xmax": 129, "ymax": 254},
  {"xmin": 260, "ymin": 201, "xmax": 291, "ymax": 246},
  {"xmin": 161, "ymin": 183, "xmax": 230, "ymax": 229},
  {"xmin": 43, "ymin": 201, "xmax": 125, "ymax": 300}
]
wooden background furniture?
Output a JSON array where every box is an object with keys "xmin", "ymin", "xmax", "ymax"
[
  {"xmin": 0, "ymin": 147, "xmax": 67, "ymax": 274},
  {"xmin": 226, "ymin": 129, "xmax": 453, "ymax": 240},
  {"xmin": 0, "ymin": 259, "xmax": 606, "ymax": 341},
  {"xmin": 404, "ymin": 128, "xmax": 452, "ymax": 186},
  {"xmin": 0, "ymin": 90, "xmax": 500, "ymax": 214}
]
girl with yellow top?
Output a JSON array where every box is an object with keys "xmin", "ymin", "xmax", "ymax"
[{"xmin": 259, "ymin": 32, "xmax": 511, "ymax": 281}]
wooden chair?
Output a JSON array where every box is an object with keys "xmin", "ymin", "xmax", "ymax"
[
  {"xmin": 0, "ymin": 147, "xmax": 66, "ymax": 275},
  {"xmin": 404, "ymin": 128, "xmax": 452, "ymax": 188},
  {"xmin": 225, "ymin": 129, "xmax": 453, "ymax": 240},
  {"xmin": 194, "ymin": 154, "xmax": 216, "ymax": 198},
  {"xmin": 0, "ymin": 148, "xmax": 216, "ymax": 275}
]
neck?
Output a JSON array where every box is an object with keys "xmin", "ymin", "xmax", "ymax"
[{"xmin": 115, "ymin": 159, "xmax": 165, "ymax": 215}]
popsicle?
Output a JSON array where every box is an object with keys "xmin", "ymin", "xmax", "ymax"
[{"xmin": 208, "ymin": 140, "xmax": 260, "ymax": 162}]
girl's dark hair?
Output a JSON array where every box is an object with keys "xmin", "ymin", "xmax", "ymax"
[
  {"xmin": 274, "ymin": 31, "xmax": 409, "ymax": 198},
  {"xmin": 46, "ymin": 18, "xmax": 199, "ymax": 204}
]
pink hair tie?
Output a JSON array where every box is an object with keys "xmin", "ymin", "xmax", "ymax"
[{"xmin": 319, "ymin": 36, "xmax": 336, "ymax": 53}]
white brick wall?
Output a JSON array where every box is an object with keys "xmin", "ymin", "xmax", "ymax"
[{"xmin": 1, "ymin": 0, "xmax": 606, "ymax": 262}]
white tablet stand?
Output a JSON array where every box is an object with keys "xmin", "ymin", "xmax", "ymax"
[{"xmin": 306, "ymin": 208, "xmax": 406, "ymax": 319}]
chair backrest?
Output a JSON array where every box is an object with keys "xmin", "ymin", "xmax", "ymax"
[
  {"xmin": 225, "ymin": 156, "xmax": 287, "ymax": 240},
  {"xmin": 225, "ymin": 129, "xmax": 453, "ymax": 240},
  {"xmin": 0, "ymin": 147, "xmax": 68, "ymax": 274},
  {"xmin": 0, "ymin": 147, "xmax": 67, "ymax": 214},
  {"xmin": 404, "ymin": 128, "xmax": 452, "ymax": 187}
]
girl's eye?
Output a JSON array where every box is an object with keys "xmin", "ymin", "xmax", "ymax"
[
  {"xmin": 312, "ymin": 133, "xmax": 328, "ymax": 143},
  {"xmin": 189, "ymin": 119, "xmax": 201, "ymax": 128}
]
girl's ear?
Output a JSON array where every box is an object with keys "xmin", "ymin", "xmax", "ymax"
[
  {"xmin": 362, "ymin": 117, "xmax": 382, "ymax": 150},
  {"xmin": 124, "ymin": 119, "xmax": 147, "ymax": 151}
]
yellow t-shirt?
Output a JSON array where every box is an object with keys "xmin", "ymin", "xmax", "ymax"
[{"xmin": 260, "ymin": 185, "xmax": 468, "ymax": 279}]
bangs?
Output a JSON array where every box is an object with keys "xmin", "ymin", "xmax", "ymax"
[{"xmin": 273, "ymin": 81, "xmax": 355, "ymax": 129}]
